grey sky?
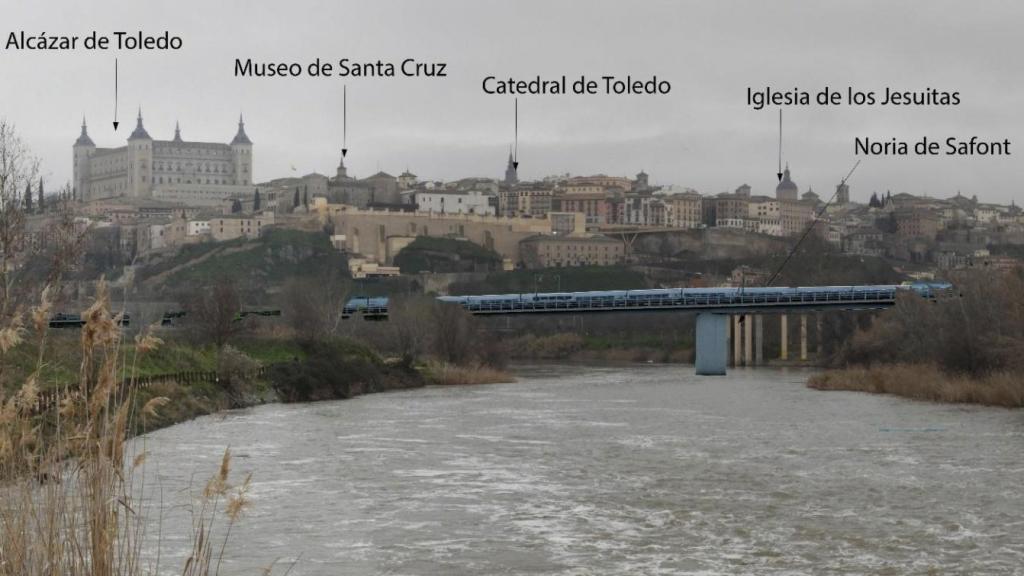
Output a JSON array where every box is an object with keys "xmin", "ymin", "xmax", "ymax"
[{"xmin": 2, "ymin": 0, "xmax": 1022, "ymax": 203}]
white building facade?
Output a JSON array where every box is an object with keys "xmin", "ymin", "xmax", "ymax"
[
  {"xmin": 73, "ymin": 113, "xmax": 255, "ymax": 205},
  {"xmin": 415, "ymin": 190, "xmax": 496, "ymax": 216}
]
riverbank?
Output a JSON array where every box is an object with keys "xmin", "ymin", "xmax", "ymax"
[
  {"xmin": 13, "ymin": 335, "xmax": 514, "ymax": 436},
  {"xmin": 808, "ymin": 364, "xmax": 1024, "ymax": 408},
  {"xmin": 130, "ymin": 360, "xmax": 517, "ymax": 435},
  {"xmin": 128, "ymin": 357, "xmax": 514, "ymax": 433}
]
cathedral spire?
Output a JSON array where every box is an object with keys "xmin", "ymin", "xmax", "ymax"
[
  {"xmin": 504, "ymin": 144, "xmax": 518, "ymax": 185},
  {"xmin": 335, "ymin": 149, "xmax": 349, "ymax": 180},
  {"xmin": 173, "ymin": 120, "xmax": 182, "ymax": 142}
]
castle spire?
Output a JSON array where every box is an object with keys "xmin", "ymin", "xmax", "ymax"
[
  {"xmin": 129, "ymin": 107, "xmax": 151, "ymax": 140},
  {"xmin": 75, "ymin": 116, "xmax": 95, "ymax": 146},
  {"xmin": 231, "ymin": 113, "xmax": 252, "ymax": 145}
]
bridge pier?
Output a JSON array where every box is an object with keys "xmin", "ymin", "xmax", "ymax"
[
  {"xmin": 695, "ymin": 313, "xmax": 728, "ymax": 376},
  {"xmin": 743, "ymin": 315, "xmax": 752, "ymax": 366},
  {"xmin": 732, "ymin": 315, "xmax": 741, "ymax": 367},
  {"xmin": 816, "ymin": 314, "xmax": 823, "ymax": 357},
  {"xmin": 755, "ymin": 315, "xmax": 764, "ymax": 365},
  {"xmin": 800, "ymin": 314, "xmax": 808, "ymax": 361},
  {"xmin": 780, "ymin": 314, "xmax": 788, "ymax": 360}
]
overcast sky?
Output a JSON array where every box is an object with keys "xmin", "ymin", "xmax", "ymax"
[{"xmin": 2, "ymin": 0, "xmax": 1022, "ymax": 203}]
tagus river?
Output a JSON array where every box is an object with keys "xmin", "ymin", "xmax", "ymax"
[{"xmin": 142, "ymin": 365, "xmax": 1024, "ymax": 575}]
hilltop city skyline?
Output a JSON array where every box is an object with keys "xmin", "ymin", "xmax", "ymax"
[
  {"xmin": 1, "ymin": 1, "xmax": 1021, "ymax": 203},
  {"xmin": 48, "ymin": 109, "xmax": 1018, "ymax": 208}
]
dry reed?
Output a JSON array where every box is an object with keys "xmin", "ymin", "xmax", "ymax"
[
  {"xmin": 808, "ymin": 364, "xmax": 1024, "ymax": 408},
  {"xmin": 0, "ymin": 282, "xmax": 251, "ymax": 575},
  {"xmin": 427, "ymin": 362, "xmax": 515, "ymax": 386}
]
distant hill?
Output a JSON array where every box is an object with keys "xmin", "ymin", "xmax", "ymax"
[{"xmin": 136, "ymin": 229, "xmax": 347, "ymax": 296}]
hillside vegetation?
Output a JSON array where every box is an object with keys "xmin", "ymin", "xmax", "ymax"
[
  {"xmin": 393, "ymin": 236, "xmax": 503, "ymax": 273},
  {"xmin": 137, "ymin": 229, "xmax": 347, "ymax": 294}
]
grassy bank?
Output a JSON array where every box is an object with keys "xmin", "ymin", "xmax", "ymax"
[
  {"xmin": 0, "ymin": 333, "xmax": 306, "ymax": 394},
  {"xmin": 808, "ymin": 365, "xmax": 1024, "ymax": 408}
]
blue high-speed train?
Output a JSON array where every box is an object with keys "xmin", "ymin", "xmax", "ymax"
[{"xmin": 341, "ymin": 282, "xmax": 952, "ymax": 320}]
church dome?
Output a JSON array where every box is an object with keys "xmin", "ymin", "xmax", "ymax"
[{"xmin": 776, "ymin": 165, "xmax": 797, "ymax": 194}]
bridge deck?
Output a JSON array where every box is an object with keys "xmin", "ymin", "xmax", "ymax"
[
  {"xmin": 342, "ymin": 283, "xmax": 953, "ymax": 319},
  {"xmin": 439, "ymin": 289, "xmax": 897, "ymax": 315}
]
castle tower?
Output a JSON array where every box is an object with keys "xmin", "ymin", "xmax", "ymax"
[
  {"xmin": 775, "ymin": 163, "xmax": 798, "ymax": 201},
  {"xmin": 73, "ymin": 117, "xmax": 95, "ymax": 201},
  {"xmin": 231, "ymin": 114, "xmax": 253, "ymax": 186},
  {"xmin": 127, "ymin": 108, "xmax": 153, "ymax": 197}
]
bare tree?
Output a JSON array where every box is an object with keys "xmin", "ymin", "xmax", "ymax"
[
  {"xmin": 47, "ymin": 186, "xmax": 87, "ymax": 283},
  {"xmin": 281, "ymin": 270, "xmax": 349, "ymax": 342},
  {"xmin": 0, "ymin": 120, "xmax": 39, "ymax": 315},
  {"xmin": 838, "ymin": 270, "xmax": 1024, "ymax": 376},
  {"xmin": 430, "ymin": 300, "xmax": 474, "ymax": 365},
  {"xmin": 183, "ymin": 277, "xmax": 247, "ymax": 348},
  {"xmin": 388, "ymin": 295, "xmax": 432, "ymax": 367}
]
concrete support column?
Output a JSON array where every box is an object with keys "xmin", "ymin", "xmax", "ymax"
[
  {"xmin": 780, "ymin": 314, "xmax": 788, "ymax": 360},
  {"xmin": 755, "ymin": 314, "xmax": 764, "ymax": 365},
  {"xmin": 725, "ymin": 313, "xmax": 732, "ymax": 366},
  {"xmin": 732, "ymin": 315, "xmax": 742, "ymax": 367},
  {"xmin": 800, "ymin": 314, "xmax": 808, "ymax": 361},
  {"xmin": 816, "ymin": 314, "xmax": 823, "ymax": 357},
  {"xmin": 695, "ymin": 313, "xmax": 728, "ymax": 376},
  {"xmin": 743, "ymin": 314, "xmax": 753, "ymax": 367}
]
